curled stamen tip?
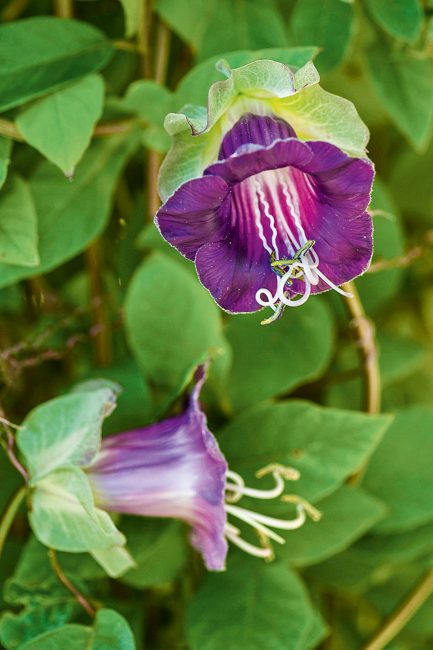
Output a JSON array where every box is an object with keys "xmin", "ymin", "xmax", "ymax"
[
  {"xmin": 281, "ymin": 495, "xmax": 322, "ymax": 522},
  {"xmin": 256, "ymin": 463, "xmax": 300, "ymax": 481},
  {"xmin": 256, "ymin": 531, "xmax": 275, "ymax": 562}
]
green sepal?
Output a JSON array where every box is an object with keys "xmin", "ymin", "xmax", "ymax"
[
  {"xmin": 17, "ymin": 388, "xmax": 118, "ymax": 481},
  {"xmin": 159, "ymin": 58, "xmax": 370, "ymax": 200},
  {"xmin": 29, "ymin": 467, "xmax": 134, "ymax": 578}
]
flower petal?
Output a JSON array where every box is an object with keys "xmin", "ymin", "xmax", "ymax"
[
  {"xmin": 155, "ymin": 175, "xmax": 229, "ymax": 260},
  {"xmin": 195, "ymin": 240, "xmax": 276, "ymax": 313},
  {"xmin": 218, "ymin": 113, "xmax": 296, "ymax": 159}
]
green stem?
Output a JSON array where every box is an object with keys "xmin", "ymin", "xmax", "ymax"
[
  {"xmin": 0, "ymin": 485, "xmax": 26, "ymax": 559},
  {"xmin": 362, "ymin": 568, "xmax": 433, "ymax": 650}
]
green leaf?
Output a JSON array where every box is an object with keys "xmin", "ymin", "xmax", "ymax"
[
  {"xmin": 278, "ymin": 485, "xmax": 387, "ymax": 566},
  {"xmin": 356, "ymin": 178, "xmax": 405, "ymax": 312},
  {"xmin": 0, "ymin": 131, "xmax": 138, "ymax": 288},
  {"xmin": 17, "ymin": 624, "xmax": 92, "ymax": 649},
  {"xmin": 366, "ymin": 40, "xmax": 433, "ymax": 151},
  {"xmin": 0, "ymin": 17, "xmax": 113, "ymax": 112},
  {"xmin": 156, "ymin": 0, "xmax": 287, "ymax": 60},
  {"xmin": 15, "ymin": 610, "xmax": 136, "ymax": 650},
  {"xmin": 389, "ymin": 144, "xmax": 433, "ymax": 225},
  {"xmin": 290, "ymin": 0, "xmax": 354, "ymax": 72},
  {"xmin": 0, "ymin": 540, "xmax": 81, "ymax": 650},
  {"xmin": 175, "ymin": 47, "xmax": 320, "ymax": 107},
  {"xmin": 92, "ymin": 609, "xmax": 136, "ymax": 649},
  {"xmin": 119, "ymin": 0, "xmax": 140, "ymax": 37},
  {"xmin": 121, "ymin": 80, "xmax": 173, "ymax": 152},
  {"xmin": 225, "ymin": 298, "xmax": 334, "ymax": 411},
  {"xmin": 0, "ymin": 176, "xmax": 38, "ymax": 268},
  {"xmin": 362, "ymin": 407, "xmax": 433, "ymax": 533},
  {"xmin": 187, "ymin": 555, "xmax": 319, "ymax": 650},
  {"xmin": 120, "ymin": 519, "xmax": 186, "ymax": 588},
  {"xmin": 18, "ymin": 388, "xmax": 118, "ymax": 480},
  {"xmin": 359, "ymin": 521, "xmax": 433, "ymax": 565},
  {"xmin": 16, "ymin": 75, "xmax": 105, "ymax": 176},
  {"xmin": 302, "ymin": 612, "xmax": 329, "ymax": 650},
  {"xmin": 124, "ymin": 252, "xmax": 225, "ymax": 398},
  {"xmin": 1, "ymin": 603, "xmax": 76, "ymax": 650},
  {"xmin": 305, "ymin": 544, "xmax": 391, "ymax": 595},
  {"xmin": 219, "ymin": 400, "xmax": 391, "ymax": 503},
  {"xmin": 123, "ymin": 80, "xmax": 174, "ymax": 125},
  {"xmin": 365, "ymin": 0, "xmax": 423, "ymax": 42},
  {"xmin": 0, "ymin": 137, "xmax": 12, "ymax": 189}
]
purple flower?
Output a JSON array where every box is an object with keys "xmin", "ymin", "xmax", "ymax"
[
  {"xmin": 86, "ymin": 366, "xmax": 320, "ymax": 571},
  {"xmin": 155, "ymin": 114, "xmax": 374, "ymax": 318},
  {"xmin": 87, "ymin": 367, "xmax": 228, "ymax": 571}
]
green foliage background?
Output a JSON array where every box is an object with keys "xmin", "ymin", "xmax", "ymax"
[{"xmin": 0, "ymin": 0, "xmax": 433, "ymax": 648}]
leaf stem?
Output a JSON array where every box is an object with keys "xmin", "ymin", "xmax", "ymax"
[
  {"xmin": 368, "ymin": 228, "xmax": 433, "ymax": 273},
  {"xmin": 0, "ymin": 485, "xmax": 26, "ymax": 559},
  {"xmin": 341, "ymin": 280, "xmax": 381, "ymax": 415},
  {"xmin": 362, "ymin": 568, "xmax": 433, "ymax": 650},
  {"xmin": 48, "ymin": 549, "xmax": 96, "ymax": 618}
]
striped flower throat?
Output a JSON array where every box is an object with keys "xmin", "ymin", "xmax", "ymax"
[{"xmin": 244, "ymin": 168, "xmax": 353, "ymax": 324}]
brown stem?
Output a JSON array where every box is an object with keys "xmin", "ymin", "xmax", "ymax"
[
  {"xmin": 49, "ymin": 549, "xmax": 96, "ymax": 618},
  {"xmin": 369, "ymin": 229, "xmax": 433, "ymax": 273},
  {"xmin": 342, "ymin": 280, "xmax": 381, "ymax": 415},
  {"xmin": 362, "ymin": 568, "xmax": 433, "ymax": 650},
  {"xmin": 86, "ymin": 242, "xmax": 112, "ymax": 367},
  {"xmin": 0, "ymin": 407, "xmax": 29, "ymax": 483},
  {"xmin": 146, "ymin": 18, "xmax": 171, "ymax": 220},
  {"xmin": 0, "ymin": 0, "xmax": 29, "ymax": 20},
  {"xmin": 53, "ymin": 0, "xmax": 72, "ymax": 17},
  {"xmin": 154, "ymin": 20, "xmax": 171, "ymax": 85},
  {"xmin": 138, "ymin": 0, "xmax": 153, "ymax": 77}
]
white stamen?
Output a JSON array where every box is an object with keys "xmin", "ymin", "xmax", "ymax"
[
  {"xmin": 225, "ymin": 503, "xmax": 287, "ymax": 544},
  {"xmin": 224, "ymin": 524, "xmax": 273, "ymax": 559},
  {"xmin": 223, "ymin": 464, "xmax": 320, "ymax": 561},
  {"xmin": 225, "ymin": 470, "xmax": 285, "ymax": 501}
]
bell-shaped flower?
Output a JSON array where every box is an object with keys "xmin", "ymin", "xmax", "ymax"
[
  {"xmin": 155, "ymin": 60, "xmax": 374, "ymax": 319},
  {"xmin": 86, "ymin": 366, "xmax": 320, "ymax": 571}
]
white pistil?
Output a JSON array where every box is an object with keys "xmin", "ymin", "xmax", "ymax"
[{"xmin": 223, "ymin": 464, "xmax": 320, "ymax": 561}]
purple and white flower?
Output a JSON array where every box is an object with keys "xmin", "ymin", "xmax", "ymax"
[
  {"xmin": 86, "ymin": 366, "xmax": 320, "ymax": 571},
  {"xmin": 156, "ymin": 113, "xmax": 374, "ymax": 319}
]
